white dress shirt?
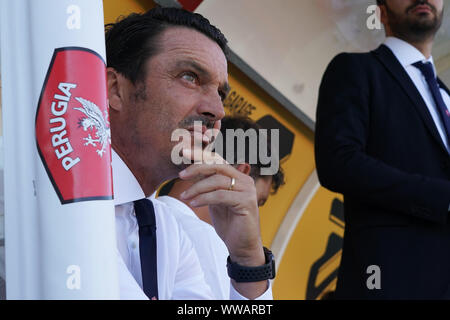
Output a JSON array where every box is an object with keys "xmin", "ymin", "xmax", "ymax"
[
  {"xmin": 384, "ymin": 37, "xmax": 450, "ymax": 153},
  {"xmin": 113, "ymin": 150, "xmax": 213, "ymax": 300},
  {"xmin": 113, "ymin": 151, "xmax": 269, "ymax": 299},
  {"xmin": 156, "ymin": 195, "xmax": 273, "ymax": 300}
]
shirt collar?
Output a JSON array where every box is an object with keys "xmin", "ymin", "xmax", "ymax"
[
  {"xmin": 384, "ymin": 36, "xmax": 434, "ymax": 69},
  {"xmin": 112, "ymin": 149, "xmax": 145, "ymax": 206}
]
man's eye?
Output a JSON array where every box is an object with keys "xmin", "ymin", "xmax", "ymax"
[{"xmin": 181, "ymin": 73, "xmax": 197, "ymax": 83}]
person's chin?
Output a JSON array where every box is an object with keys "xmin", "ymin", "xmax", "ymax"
[{"xmin": 409, "ymin": 15, "xmax": 439, "ymax": 30}]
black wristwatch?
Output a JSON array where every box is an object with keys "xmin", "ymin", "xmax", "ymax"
[{"xmin": 227, "ymin": 247, "xmax": 276, "ymax": 283}]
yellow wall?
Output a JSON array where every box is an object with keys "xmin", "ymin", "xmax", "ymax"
[
  {"xmin": 226, "ymin": 64, "xmax": 343, "ymax": 300},
  {"xmin": 103, "ymin": 0, "xmax": 344, "ymax": 300},
  {"xmin": 225, "ymin": 64, "xmax": 315, "ymax": 246},
  {"xmin": 274, "ymin": 189, "xmax": 344, "ymax": 299}
]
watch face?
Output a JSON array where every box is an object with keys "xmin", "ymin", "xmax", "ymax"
[
  {"xmin": 264, "ymin": 247, "xmax": 276, "ymax": 280},
  {"xmin": 270, "ymin": 257, "xmax": 276, "ymax": 280},
  {"xmin": 264, "ymin": 247, "xmax": 275, "ymax": 262}
]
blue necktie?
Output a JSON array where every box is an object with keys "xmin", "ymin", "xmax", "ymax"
[
  {"xmin": 413, "ymin": 61, "xmax": 450, "ymax": 144},
  {"xmin": 134, "ymin": 198, "xmax": 158, "ymax": 300}
]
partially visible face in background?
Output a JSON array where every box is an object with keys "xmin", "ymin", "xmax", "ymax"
[
  {"xmin": 255, "ymin": 176, "xmax": 273, "ymax": 207},
  {"xmin": 380, "ymin": 0, "xmax": 444, "ymax": 42}
]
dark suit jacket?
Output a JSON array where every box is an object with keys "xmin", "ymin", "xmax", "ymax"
[{"xmin": 315, "ymin": 44, "xmax": 450, "ymax": 299}]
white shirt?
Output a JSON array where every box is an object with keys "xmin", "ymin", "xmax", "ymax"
[
  {"xmin": 156, "ymin": 195, "xmax": 273, "ymax": 300},
  {"xmin": 156, "ymin": 196, "xmax": 229, "ymax": 299},
  {"xmin": 384, "ymin": 37, "xmax": 450, "ymax": 153},
  {"xmin": 113, "ymin": 150, "xmax": 213, "ymax": 300},
  {"xmin": 113, "ymin": 151, "xmax": 266, "ymax": 299}
]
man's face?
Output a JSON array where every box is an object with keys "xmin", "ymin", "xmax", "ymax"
[
  {"xmin": 255, "ymin": 176, "xmax": 273, "ymax": 207},
  {"xmin": 382, "ymin": 0, "xmax": 444, "ymax": 42},
  {"xmin": 121, "ymin": 27, "xmax": 229, "ymax": 175}
]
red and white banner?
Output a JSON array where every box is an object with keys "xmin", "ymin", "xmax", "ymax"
[
  {"xmin": 1, "ymin": 0, "xmax": 118, "ymax": 299},
  {"xmin": 35, "ymin": 47, "xmax": 112, "ymax": 204}
]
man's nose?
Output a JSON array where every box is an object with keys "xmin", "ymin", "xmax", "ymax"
[{"xmin": 197, "ymin": 91, "xmax": 226, "ymax": 121}]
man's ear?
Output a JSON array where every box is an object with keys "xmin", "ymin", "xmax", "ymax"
[
  {"xmin": 378, "ymin": 4, "xmax": 388, "ymax": 28},
  {"xmin": 236, "ymin": 163, "xmax": 251, "ymax": 176},
  {"xmin": 107, "ymin": 67, "xmax": 125, "ymax": 112}
]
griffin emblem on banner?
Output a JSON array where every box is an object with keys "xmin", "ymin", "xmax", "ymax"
[{"xmin": 74, "ymin": 97, "xmax": 111, "ymax": 157}]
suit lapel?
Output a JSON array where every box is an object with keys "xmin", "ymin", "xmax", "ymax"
[{"xmin": 372, "ymin": 45, "xmax": 448, "ymax": 153}]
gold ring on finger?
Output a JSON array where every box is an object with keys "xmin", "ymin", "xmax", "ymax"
[{"xmin": 229, "ymin": 177, "xmax": 236, "ymax": 191}]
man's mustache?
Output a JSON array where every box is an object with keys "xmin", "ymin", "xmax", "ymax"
[
  {"xmin": 178, "ymin": 116, "xmax": 216, "ymax": 130},
  {"xmin": 406, "ymin": 1, "xmax": 436, "ymax": 14}
]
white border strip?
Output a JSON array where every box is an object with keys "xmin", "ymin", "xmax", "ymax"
[{"xmin": 271, "ymin": 170, "xmax": 320, "ymax": 273}]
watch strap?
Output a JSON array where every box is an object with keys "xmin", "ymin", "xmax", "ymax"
[{"xmin": 227, "ymin": 247, "xmax": 276, "ymax": 283}]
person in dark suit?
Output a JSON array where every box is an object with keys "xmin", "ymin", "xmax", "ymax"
[{"xmin": 315, "ymin": 0, "xmax": 450, "ymax": 299}]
